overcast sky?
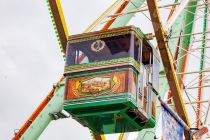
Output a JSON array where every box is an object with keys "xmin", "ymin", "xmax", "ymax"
[
  {"xmin": 2, "ymin": 0, "xmax": 206, "ymax": 140},
  {"xmin": 0, "ymin": 0, "xmax": 117, "ymax": 139},
  {"xmin": 0, "ymin": 0, "xmax": 168, "ymax": 139}
]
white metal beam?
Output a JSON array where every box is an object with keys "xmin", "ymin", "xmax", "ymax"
[{"xmin": 165, "ymin": 0, "xmax": 191, "ymax": 32}]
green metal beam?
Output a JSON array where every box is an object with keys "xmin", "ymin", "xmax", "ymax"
[
  {"xmin": 17, "ymin": 0, "xmax": 199, "ymax": 139},
  {"xmin": 176, "ymin": 1, "xmax": 198, "ymax": 81},
  {"xmin": 108, "ymin": 0, "xmax": 146, "ymax": 29},
  {"xmin": 137, "ymin": 1, "xmax": 198, "ymax": 139},
  {"xmin": 20, "ymin": 82, "xmax": 65, "ymax": 140},
  {"xmin": 145, "ymin": 0, "xmax": 191, "ymax": 139},
  {"xmin": 196, "ymin": 0, "xmax": 208, "ymax": 128}
]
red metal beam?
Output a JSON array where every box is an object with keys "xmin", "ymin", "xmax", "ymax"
[
  {"xmin": 102, "ymin": 1, "xmax": 129, "ymax": 30},
  {"xmin": 12, "ymin": 77, "xmax": 64, "ymax": 140}
]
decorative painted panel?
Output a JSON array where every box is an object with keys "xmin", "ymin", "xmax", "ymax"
[{"xmin": 65, "ymin": 69, "xmax": 137, "ymax": 100}]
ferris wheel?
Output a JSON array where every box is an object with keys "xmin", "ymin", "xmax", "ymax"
[{"xmin": 12, "ymin": 0, "xmax": 210, "ymax": 140}]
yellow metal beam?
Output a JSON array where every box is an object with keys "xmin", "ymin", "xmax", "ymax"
[
  {"xmin": 85, "ymin": 1, "xmax": 129, "ymax": 140},
  {"xmin": 47, "ymin": 0, "xmax": 69, "ymax": 55},
  {"xmin": 118, "ymin": 133, "xmax": 124, "ymax": 140},
  {"xmin": 84, "ymin": 0, "xmax": 123, "ymax": 33},
  {"xmin": 91, "ymin": 131, "xmax": 106, "ymax": 140},
  {"xmin": 47, "ymin": 0, "xmax": 125, "ymax": 139},
  {"xmin": 46, "ymin": 1, "xmax": 134, "ymax": 140},
  {"xmin": 146, "ymin": 0, "xmax": 192, "ymax": 140}
]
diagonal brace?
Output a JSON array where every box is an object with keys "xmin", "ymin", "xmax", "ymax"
[{"xmin": 146, "ymin": 0, "xmax": 192, "ymax": 140}]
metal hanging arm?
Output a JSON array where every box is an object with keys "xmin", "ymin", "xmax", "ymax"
[
  {"xmin": 149, "ymin": 83, "xmax": 191, "ymax": 133},
  {"xmin": 146, "ymin": 0, "xmax": 192, "ymax": 140},
  {"xmin": 13, "ymin": 0, "xmax": 147, "ymax": 140}
]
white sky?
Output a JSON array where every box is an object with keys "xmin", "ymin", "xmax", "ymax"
[
  {"xmin": 0, "ymin": 0, "xmax": 172, "ymax": 139},
  {"xmin": 1, "ymin": 0, "xmax": 209, "ymax": 139},
  {"xmin": 0, "ymin": 0, "xmax": 115, "ymax": 139}
]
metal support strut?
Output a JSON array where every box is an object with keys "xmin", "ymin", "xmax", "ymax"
[{"xmin": 146, "ymin": 0, "xmax": 192, "ymax": 139}]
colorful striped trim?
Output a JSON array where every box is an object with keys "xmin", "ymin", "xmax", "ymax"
[{"xmin": 64, "ymin": 57, "xmax": 140, "ymax": 73}]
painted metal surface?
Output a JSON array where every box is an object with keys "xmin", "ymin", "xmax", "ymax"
[
  {"xmin": 64, "ymin": 57, "xmax": 140, "ymax": 74},
  {"xmin": 176, "ymin": 1, "xmax": 197, "ymax": 83},
  {"xmin": 65, "ymin": 69, "xmax": 136, "ymax": 100},
  {"xmin": 14, "ymin": 78, "xmax": 65, "ymax": 140},
  {"xmin": 196, "ymin": 0, "xmax": 208, "ymax": 128},
  {"xmin": 84, "ymin": 0, "xmax": 123, "ymax": 32},
  {"xmin": 14, "ymin": 0, "xmax": 206, "ymax": 139},
  {"xmin": 102, "ymin": 1, "xmax": 129, "ymax": 30},
  {"xmin": 108, "ymin": 0, "xmax": 146, "ymax": 29},
  {"xmin": 14, "ymin": 0, "xmax": 128, "ymax": 139},
  {"xmin": 65, "ymin": 70, "xmax": 136, "ymax": 100},
  {"xmin": 145, "ymin": 0, "xmax": 191, "ymax": 140},
  {"xmin": 47, "ymin": 0, "xmax": 69, "ymax": 58},
  {"xmin": 165, "ymin": 0, "xmax": 191, "ymax": 31},
  {"xmin": 13, "ymin": 0, "xmax": 69, "ymax": 139},
  {"xmin": 19, "ymin": 83, "xmax": 65, "ymax": 140},
  {"xmin": 64, "ymin": 26, "xmax": 159, "ymax": 134},
  {"xmin": 138, "ymin": 0, "xmax": 198, "ymax": 139}
]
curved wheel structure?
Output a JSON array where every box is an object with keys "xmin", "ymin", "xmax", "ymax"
[{"xmin": 12, "ymin": 0, "xmax": 210, "ymax": 140}]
